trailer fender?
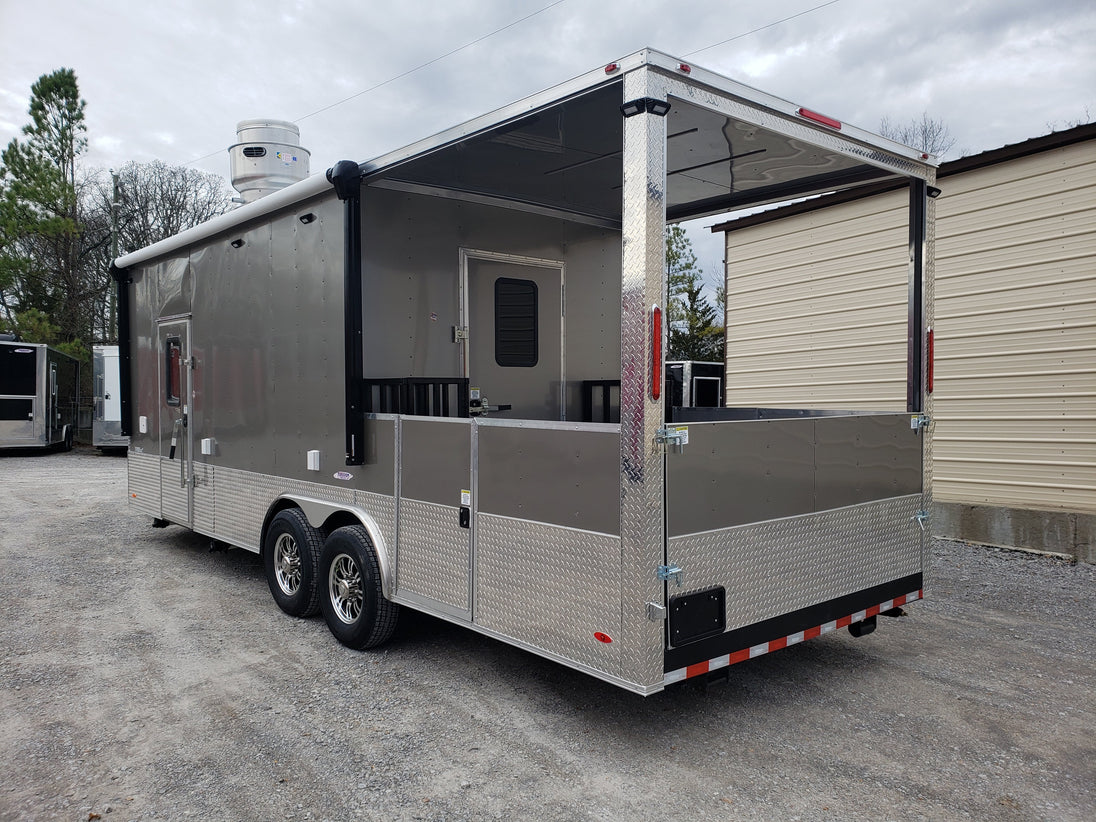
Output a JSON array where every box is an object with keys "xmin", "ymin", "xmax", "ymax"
[{"xmin": 271, "ymin": 494, "xmax": 394, "ymax": 600}]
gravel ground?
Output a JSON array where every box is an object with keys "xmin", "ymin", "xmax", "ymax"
[{"xmin": 1, "ymin": 449, "xmax": 1093, "ymax": 822}]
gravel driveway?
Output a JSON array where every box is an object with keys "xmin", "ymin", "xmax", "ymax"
[{"xmin": 2, "ymin": 449, "xmax": 1093, "ymax": 821}]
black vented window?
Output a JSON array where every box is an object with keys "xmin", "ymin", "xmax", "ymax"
[
  {"xmin": 242, "ymin": 146, "xmax": 267, "ymax": 158},
  {"xmin": 495, "ymin": 278, "xmax": 538, "ymax": 367}
]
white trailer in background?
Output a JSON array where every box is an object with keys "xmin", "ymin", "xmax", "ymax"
[
  {"xmin": 113, "ymin": 50, "xmax": 936, "ymax": 695},
  {"xmin": 92, "ymin": 345, "xmax": 128, "ymax": 450}
]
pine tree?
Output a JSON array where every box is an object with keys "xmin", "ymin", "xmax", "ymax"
[
  {"xmin": 0, "ymin": 68, "xmax": 89, "ymax": 346},
  {"xmin": 665, "ymin": 225, "xmax": 723, "ymax": 362}
]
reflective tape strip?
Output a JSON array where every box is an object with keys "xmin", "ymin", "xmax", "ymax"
[{"xmin": 664, "ymin": 589, "xmax": 922, "ymax": 685}]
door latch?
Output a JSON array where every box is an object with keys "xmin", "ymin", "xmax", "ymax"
[
  {"xmin": 911, "ymin": 510, "xmax": 929, "ymax": 532},
  {"xmin": 656, "ymin": 426, "xmax": 689, "ymax": 454},
  {"xmin": 168, "ymin": 418, "xmax": 183, "ymax": 460},
  {"xmin": 657, "ymin": 564, "xmax": 684, "ymax": 587},
  {"xmin": 910, "ymin": 414, "xmax": 931, "ymax": 431},
  {"xmin": 646, "ymin": 602, "xmax": 667, "ymax": 621}
]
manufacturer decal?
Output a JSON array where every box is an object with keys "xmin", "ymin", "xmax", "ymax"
[
  {"xmin": 333, "ymin": 471, "xmax": 353, "ymax": 481},
  {"xmin": 14, "ymin": 348, "xmax": 33, "ymax": 354}
]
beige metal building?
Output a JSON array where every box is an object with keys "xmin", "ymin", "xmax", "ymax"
[{"xmin": 712, "ymin": 124, "xmax": 1096, "ymax": 561}]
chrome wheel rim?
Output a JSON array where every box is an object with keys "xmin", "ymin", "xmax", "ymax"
[
  {"xmin": 273, "ymin": 533, "xmax": 301, "ymax": 595},
  {"xmin": 329, "ymin": 553, "xmax": 363, "ymax": 625}
]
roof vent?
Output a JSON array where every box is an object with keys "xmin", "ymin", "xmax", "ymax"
[{"xmin": 228, "ymin": 119, "xmax": 310, "ymax": 203}]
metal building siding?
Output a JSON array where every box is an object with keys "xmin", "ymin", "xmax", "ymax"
[
  {"xmin": 723, "ymin": 137, "xmax": 1095, "ymax": 515},
  {"xmin": 932, "ymin": 141, "xmax": 1096, "ymax": 513},
  {"xmin": 724, "ymin": 190, "xmax": 910, "ymax": 410}
]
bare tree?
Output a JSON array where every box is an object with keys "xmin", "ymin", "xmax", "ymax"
[
  {"xmin": 96, "ymin": 160, "xmax": 233, "ymax": 255},
  {"xmin": 81, "ymin": 161, "xmax": 233, "ymax": 340},
  {"xmin": 880, "ymin": 113, "xmax": 957, "ymax": 159},
  {"xmin": 1047, "ymin": 106, "xmax": 1093, "ymax": 131}
]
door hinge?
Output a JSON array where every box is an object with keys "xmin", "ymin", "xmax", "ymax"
[
  {"xmin": 657, "ymin": 564, "xmax": 684, "ymax": 587},
  {"xmin": 910, "ymin": 414, "xmax": 931, "ymax": 431},
  {"xmin": 452, "ymin": 326, "xmax": 468, "ymax": 342}
]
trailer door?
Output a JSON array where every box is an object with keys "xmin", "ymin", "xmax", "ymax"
[
  {"xmin": 47, "ymin": 362, "xmax": 57, "ymax": 443},
  {"xmin": 461, "ymin": 250, "xmax": 564, "ymax": 421},
  {"xmin": 0, "ymin": 345, "xmax": 37, "ymax": 443},
  {"xmin": 157, "ymin": 319, "xmax": 193, "ymax": 527}
]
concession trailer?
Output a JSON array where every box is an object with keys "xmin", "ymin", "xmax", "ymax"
[
  {"xmin": 0, "ymin": 338, "xmax": 79, "ymax": 452},
  {"xmin": 112, "ymin": 49, "xmax": 936, "ymax": 695}
]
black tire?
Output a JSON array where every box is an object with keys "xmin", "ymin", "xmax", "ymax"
[
  {"xmin": 263, "ymin": 508, "xmax": 324, "ymax": 617},
  {"xmin": 319, "ymin": 525, "xmax": 398, "ymax": 650}
]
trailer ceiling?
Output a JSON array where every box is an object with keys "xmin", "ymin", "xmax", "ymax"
[{"xmin": 369, "ymin": 79, "xmax": 906, "ymax": 226}]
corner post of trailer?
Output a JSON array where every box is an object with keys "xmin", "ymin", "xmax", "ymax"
[
  {"xmin": 907, "ymin": 178, "xmax": 929, "ymax": 413},
  {"xmin": 910, "ymin": 172, "xmax": 937, "ymax": 574},
  {"xmin": 619, "ymin": 62, "xmax": 670, "ymax": 691},
  {"xmin": 110, "ymin": 262, "xmax": 133, "ymax": 438},
  {"xmin": 328, "ymin": 160, "xmax": 365, "ymax": 466}
]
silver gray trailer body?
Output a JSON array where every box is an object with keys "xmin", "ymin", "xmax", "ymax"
[
  {"xmin": 0, "ymin": 340, "xmax": 79, "ymax": 451},
  {"xmin": 114, "ymin": 49, "xmax": 936, "ymax": 695},
  {"xmin": 92, "ymin": 345, "xmax": 128, "ymax": 449}
]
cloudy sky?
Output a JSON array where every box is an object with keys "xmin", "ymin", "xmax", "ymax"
[{"xmin": 2, "ymin": 0, "xmax": 1093, "ymax": 274}]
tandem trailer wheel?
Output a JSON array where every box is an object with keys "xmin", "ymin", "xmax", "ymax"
[
  {"xmin": 263, "ymin": 508, "xmax": 324, "ymax": 618},
  {"xmin": 319, "ymin": 525, "xmax": 399, "ymax": 650}
]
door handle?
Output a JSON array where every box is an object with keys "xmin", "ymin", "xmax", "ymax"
[{"xmin": 168, "ymin": 418, "xmax": 183, "ymax": 459}]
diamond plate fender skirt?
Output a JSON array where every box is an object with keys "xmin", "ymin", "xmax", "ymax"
[{"xmin": 275, "ymin": 493, "xmax": 395, "ymax": 600}]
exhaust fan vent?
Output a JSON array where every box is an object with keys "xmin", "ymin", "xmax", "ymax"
[{"xmin": 228, "ymin": 119, "xmax": 310, "ymax": 203}]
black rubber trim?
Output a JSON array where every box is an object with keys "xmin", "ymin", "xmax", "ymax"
[
  {"xmin": 663, "ymin": 573, "xmax": 922, "ymax": 672},
  {"xmin": 328, "ymin": 161, "xmax": 365, "ymax": 465},
  {"xmin": 110, "ymin": 263, "xmax": 133, "ymax": 437}
]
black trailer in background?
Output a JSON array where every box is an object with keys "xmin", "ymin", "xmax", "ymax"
[{"xmin": 0, "ymin": 340, "xmax": 79, "ymax": 451}]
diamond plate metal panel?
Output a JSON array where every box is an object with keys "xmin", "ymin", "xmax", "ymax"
[
  {"xmin": 668, "ymin": 495, "xmax": 922, "ymax": 639},
  {"xmin": 213, "ymin": 467, "xmax": 277, "ymax": 549},
  {"xmin": 922, "ymin": 171, "xmax": 936, "ymax": 577},
  {"xmin": 475, "ymin": 514, "xmax": 622, "ymax": 674},
  {"xmin": 207, "ymin": 466, "xmax": 356, "ymax": 551},
  {"xmin": 192, "ymin": 462, "xmax": 215, "ymax": 533},
  {"xmin": 356, "ymin": 490, "xmax": 396, "ymax": 558},
  {"xmin": 158, "ymin": 456, "xmax": 190, "ymax": 525},
  {"xmin": 127, "ymin": 452, "xmax": 161, "ymax": 518},
  {"xmin": 618, "ymin": 67, "xmax": 670, "ymax": 689},
  {"xmin": 396, "ymin": 498, "xmax": 470, "ymax": 612}
]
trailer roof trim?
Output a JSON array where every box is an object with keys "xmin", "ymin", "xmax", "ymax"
[{"xmin": 116, "ymin": 47, "xmax": 935, "ymax": 270}]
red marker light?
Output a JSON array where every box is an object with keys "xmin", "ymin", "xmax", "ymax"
[
  {"xmin": 594, "ymin": 632, "xmax": 613, "ymax": 644},
  {"xmin": 796, "ymin": 107, "xmax": 842, "ymax": 130},
  {"xmin": 651, "ymin": 305, "xmax": 663, "ymax": 400},
  {"xmin": 605, "ymin": 63, "xmax": 619, "ymax": 74},
  {"xmin": 678, "ymin": 63, "xmax": 691, "ymax": 74}
]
